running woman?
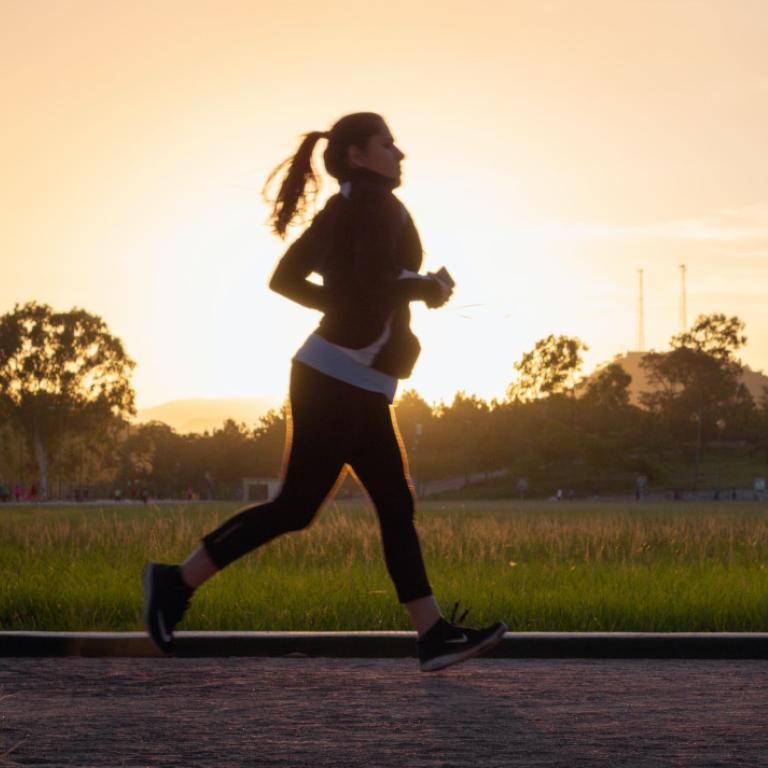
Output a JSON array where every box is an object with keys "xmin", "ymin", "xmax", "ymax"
[{"xmin": 143, "ymin": 112, "xmax": 507, "ymax": 671}]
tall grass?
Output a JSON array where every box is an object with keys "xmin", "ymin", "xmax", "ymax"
[{"xmin": 1, "ymin": 500, "xmax": 767, "ymax": 631}]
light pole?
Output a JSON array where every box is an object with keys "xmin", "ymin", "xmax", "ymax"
[{"xmin": 693, "ymin": 411, "xmax": 702, "ymax": 492}]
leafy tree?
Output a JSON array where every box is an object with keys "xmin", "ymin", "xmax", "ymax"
[
  {"xmin": 118, "ymin": 421, "xmax": 175, "ymax": 492},
  {"xmin": 640, "ymin": 345, "xmax": 753, "ymax": 448},
  {"xmin": 575, "ymin": 362, "xmax": 647, "ymax": 474},
  {"xmin": 644, "ymin": 315, "xmax": 752, "ymax": 435},
  {"xmin": 430, "ymin": 392, "xmax": 493, "ymax": 477},
  {"xmin": 209, "ymin": 418, "xmax": 259, "ymax": 489},
  {"xmin": 252, "ymin": 405, "xmax": 289, "ymax": 477},
  {"xmin": 0, "ymin": 302, "xmax": 135, "ymax": 498},
  {"xmin": 582, "ymin": 362, "xmax": 632, "ymax": 411},
  {"xmin": 507, "ymin": 334, "xmax": 589, "ymax": 401},
  {"xmin": 394, "ymin": 389, "xmax": 433, "ymax": 456},
  {"xmin": 578, "ymin": 361, "xmax": 641, "ymax": 445},
  {"xmin": 671, "ymin": 313, "xmax": 746, "ymax": 363}
]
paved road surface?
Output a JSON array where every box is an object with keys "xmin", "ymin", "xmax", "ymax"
[{"xmin": 1, "ymin": 657, "xmax": 766, "ymax": 767}]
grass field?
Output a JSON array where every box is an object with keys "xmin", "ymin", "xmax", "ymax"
[{"xmin": 2, "ymin": 500, "xmax": 768, "ymax": 632}]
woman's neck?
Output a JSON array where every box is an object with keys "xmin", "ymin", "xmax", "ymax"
[{"xmin": 346, "ymin": 167, "xmax": 399, "ymax": 190}]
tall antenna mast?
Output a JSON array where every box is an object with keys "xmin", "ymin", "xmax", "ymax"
[
  {"xmin": 679, "ymin": 264, "xmax": 687, "ymax": 333},
  {"xmin": 637, "ymin": 268, "xmax": 645, "ymax": 352}
]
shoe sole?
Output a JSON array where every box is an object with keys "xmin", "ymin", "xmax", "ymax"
[
  {"xmin": 420, "ymin": 623, "xmax": 508, "ymax": 672},
  {"xmin": 142, "ymin": 562, "xmax": 174, "ymax": 654}
]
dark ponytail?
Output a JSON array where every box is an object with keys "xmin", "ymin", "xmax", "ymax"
[
  {"xmin": 262, "ymin": 131, "xmax": 327, "ymax": 238},
  {"xmin": 263, "ymin": 113, "xmax": 387, "ymax": 239}
]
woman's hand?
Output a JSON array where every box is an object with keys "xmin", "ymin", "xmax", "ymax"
[{"xmin": 424, "ymin": 272, "xmax": 454, "ymax": 308}]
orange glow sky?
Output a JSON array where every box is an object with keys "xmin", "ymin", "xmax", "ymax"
[{"xmin": 3, "ymin": 1, "xmax": 768, "ymax": 409}]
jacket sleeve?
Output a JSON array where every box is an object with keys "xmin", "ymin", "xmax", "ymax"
[
  {"xmin": 352, "ymin": 190, "xmax": 442, "ymax": 306},
  {"xmin": 268, "ymin": 208, "xmax": 329, "ymax": 311}
]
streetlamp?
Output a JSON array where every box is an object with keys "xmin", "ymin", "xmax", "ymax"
[
  {"xmin": 715, "ymin": 418, "xmax": 726, "ymax": 499},
  {"xmin": 691, "ymin": 410, "xmax": 702, "ymax": 492}
]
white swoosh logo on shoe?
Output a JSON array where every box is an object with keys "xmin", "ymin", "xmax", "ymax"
[
  {"xmin": 157, "ymin": 612, "xmax": 172, "ymax": 643},
  {"xmin": 445, "ymin": 634, "xmax": 469, "ymax": 644}
]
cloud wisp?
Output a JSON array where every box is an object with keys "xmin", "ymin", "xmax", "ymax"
[{"xmin": 522, "ymin": 203, "xmax": 768, "ymax": 251}]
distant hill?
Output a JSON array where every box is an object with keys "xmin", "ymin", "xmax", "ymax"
[
  {"xmin": 135, "ymin": 398, "xmax": 280, "ymax": 434},
  {"xmin": 594, "ymin": 351, "xmax": 768, "ymax": 406}
]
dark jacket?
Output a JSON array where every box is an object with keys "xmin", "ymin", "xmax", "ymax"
[{"xmin": 269, "ymin": 168, "xmax": 441, "ymax": 378}]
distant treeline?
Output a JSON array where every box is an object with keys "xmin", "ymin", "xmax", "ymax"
[{"xmin": 1, "ymin": 303, "xmax": 766, "ymax": 500}]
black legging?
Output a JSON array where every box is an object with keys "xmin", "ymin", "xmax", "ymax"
[{"xmin": 201, "ymin": 361, "xmax": 433, "ymax": 603}]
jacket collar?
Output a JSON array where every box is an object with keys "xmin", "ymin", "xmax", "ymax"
[{"xmin": 341, "ymin": 167, "xmax": 399, "ymax": 197}]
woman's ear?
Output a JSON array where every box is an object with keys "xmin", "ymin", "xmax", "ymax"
[{"xmin": 346, "ymin": 144, "xmax": 364, "ymax": 169}]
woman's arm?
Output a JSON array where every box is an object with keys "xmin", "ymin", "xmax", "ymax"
[
  {"xmin": 269, "ymin": 209, "xmax": 329, "ymax": 311},
  {"xmin": 352, "ymin": 189, "xmax": 444, "ymax": 306}
]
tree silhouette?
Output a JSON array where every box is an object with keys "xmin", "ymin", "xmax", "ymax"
[
  {"xmin": 671, "ymin": 313, "xmax": 746, "ymax": 363},
  {"xmin": 0, "ymin": 302, "xmax": 136, "ymax": 499},
  {"xmin": 641, "ymin": 314, "xmax": 754, "ymax": 458},
  {"xmin": 394, "ymin": 389, "xmax": 433, "ymax": 450},
  {"xmin": 582, "ymin": 362, "xmax": 632, "ymax": 411},
  {"xmin": 507, "ymin": 334, "xmax": 588, "ymax": 402}
]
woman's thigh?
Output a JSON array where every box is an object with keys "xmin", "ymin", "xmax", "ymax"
[
  {"xmin": 289, "ymin": 362, "xmax": 411, "ymax": 505},
  {"xmin": 347, "ymin": 399, "xmax": 413, "ymax": 505}
]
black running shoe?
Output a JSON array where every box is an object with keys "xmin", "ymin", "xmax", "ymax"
[
  {"xmin": 142, "ymin": 562, "xmax": 193, "ymax": 654},
  {"xmin": 418, "ymin": 604, "xmax": 507, "ymax": 672}
]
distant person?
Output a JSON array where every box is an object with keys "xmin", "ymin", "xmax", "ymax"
[
  {"xmin": 204, "ymin": 470, "xmax": 215, "ymax": 501},
  {"xmin": 13, "ymin": 484, "xmax": 21, "ymax": 502},
  {"xmin": 635, "ymin": 475, "xmax": 647, "ymax": 500},
  {"xmin": 143, "ymin": 112, "xmax": 506, "ymax": 672},
  {"xmin": 28, "ymin": 485, "xmax": 37, "ymax": 502},
  {"xmin": 0, "ymin": 483, "xmax": 8, "ymax": 502}
]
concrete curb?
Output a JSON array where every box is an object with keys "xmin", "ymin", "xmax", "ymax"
[{"xmin": 2, "ymin": 631, "xmax": 768, "ymax": 659}]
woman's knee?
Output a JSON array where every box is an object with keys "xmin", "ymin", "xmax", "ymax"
[
  {"xmin": 265, "ymin": 489, "xmax": 320, "ymax": 532},
  {"xmin": 375, "ymin": 487, "xmax": 416, "ymax": 528},
  {"xmin": 281, "ymin": 508, "xmax": 316, "ymax": 532}
]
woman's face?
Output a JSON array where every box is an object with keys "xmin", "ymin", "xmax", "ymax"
[{"xmin": 347, "ymin": 126, "xmax": 405, "ymax": 182}]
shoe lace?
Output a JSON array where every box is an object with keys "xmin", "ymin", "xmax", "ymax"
[{"xmin": 449, "ymin": 600, "xmax": 470, "ymax": 626}]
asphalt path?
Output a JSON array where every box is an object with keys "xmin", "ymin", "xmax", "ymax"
[{"xmin": 0, "ymin": 657, "xmax": 766, "ymax": 767}]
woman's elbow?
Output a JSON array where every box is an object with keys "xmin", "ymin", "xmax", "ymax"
[{"xmin": 268, "ymin": 272, "xmax": 287, "ymax": 296}]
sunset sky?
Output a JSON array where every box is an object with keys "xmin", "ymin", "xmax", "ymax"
[{"xmin": 3, "ymin": 1, "xmax": 768, "ymax": 410}]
